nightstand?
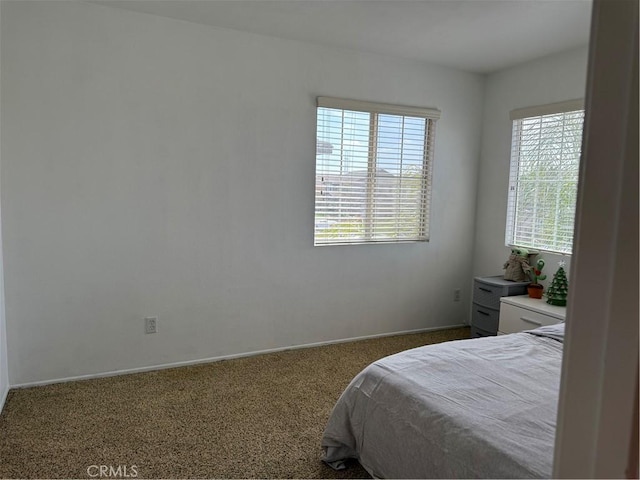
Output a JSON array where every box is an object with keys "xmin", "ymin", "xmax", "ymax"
[
  {"xmin": 471, "ymin": 276, "xmax": 530, "ymax": 337},
  {"xmin": 499, "ymin": 295, "xmax": 566, "ymax": 334}
]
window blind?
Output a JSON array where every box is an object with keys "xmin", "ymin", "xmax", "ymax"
[
  {"xmin": 506, "ymin": 105, "xmax": 584, "ymax": 254},
  {"xmin": 314, "ymin": 97, "xmax": 439, "ymax": 246}
]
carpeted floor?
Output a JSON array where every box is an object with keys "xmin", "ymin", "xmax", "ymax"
[{"xmin": 0, "ymin": 327, "xmax": 470, "ymax": 479}]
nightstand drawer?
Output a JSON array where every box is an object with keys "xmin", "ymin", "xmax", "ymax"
[
  {"xmin": 473, "ymin": 277, "xmax": 529, "ymax": 310},
  {"xmin": 499, "ymin": 302, "xmax": 562, "ymax": 334},
  {"xmin": 472, "ymin": 283, "xmax": 502, "ymax": 310},
  {"xmin": 471, "ymin": 304, "xmax": 500, "ymax": 333},
  {"xmin": 471, "ymin": 326, "xmax": 494, "ymax": 338}
]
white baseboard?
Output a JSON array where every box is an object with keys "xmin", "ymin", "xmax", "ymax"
[{"xmin": 11, "ymin": 323, "xmax": 468, "ymax": 389}]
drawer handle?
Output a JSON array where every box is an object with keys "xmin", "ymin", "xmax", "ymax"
[
  {"xmin": 520, "ymin": 316, "xmax": 543, "ymax": 327},
  {"xmin": 479, "ymin": 287, "xmax": 493, "ymax": 293},
  {"xmin": 477, "ymin": 310, "xmax": 490, "ymax": 316}
]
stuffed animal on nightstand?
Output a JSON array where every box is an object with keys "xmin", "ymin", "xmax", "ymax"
[{"xmin": 503, "ymin": 247, "xmax": 531, "ymax": 282}]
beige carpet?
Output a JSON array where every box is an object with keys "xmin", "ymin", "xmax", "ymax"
[{"xmin": 0, "ymin": 327, "xmax": 470, "ymax": 479}]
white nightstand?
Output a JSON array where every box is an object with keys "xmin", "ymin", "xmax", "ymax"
[{"xmin": 499, "ymin": 295, "xmax": 566, "ymax": 334}]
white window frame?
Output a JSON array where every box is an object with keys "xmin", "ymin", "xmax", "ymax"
[
  {"xmin": 506, "ymin": 99, "xmax": 585, "ymax": 255},
  {"xmin": 314, "ymin": 97, "xmax": 440, "ymax": 246}
]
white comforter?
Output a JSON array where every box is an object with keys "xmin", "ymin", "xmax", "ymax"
[{"xmin": 321, "ymin": 325, "xmax": 564, "ymax": 478}]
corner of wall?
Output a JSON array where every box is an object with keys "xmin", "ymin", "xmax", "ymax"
[
  {"xmin": 0, "ymin": 0, "xmax": 11, "ymax": 414},
  {"xmin": 469, "ymin": 71, "xmax": 491, "ymax": 280}
]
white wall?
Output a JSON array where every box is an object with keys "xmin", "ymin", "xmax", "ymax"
[
  {"xmin": 0, "ymin": 172, "xmax": 7, "ymax": 408},
  {"xmin": 1, "ymin": 1, "xmax": 484, "ymax": 385},
  {"xmin": 472, "ymin": 47, "xmax": 589, "ymax": 283},
  {"xmin": 0, "ymin": 0, "xmax": 9, "ymax": 409}
]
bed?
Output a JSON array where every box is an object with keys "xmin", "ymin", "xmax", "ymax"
[{"xmin": 321, "ymin": 324, "xmax": 564, "ymax": 478}]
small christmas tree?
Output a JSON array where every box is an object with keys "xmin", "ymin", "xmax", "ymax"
[{"xmin": 546, "ymin": 262, "xmax": 569, "ymax": 306}]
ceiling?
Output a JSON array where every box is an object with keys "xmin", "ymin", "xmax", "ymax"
[{"xmin": 93, "ymin": 0, "xmax": 593, "ymax": 74}]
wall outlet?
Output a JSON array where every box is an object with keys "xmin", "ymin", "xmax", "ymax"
[
  {"xmin": 453, "ymin": 289, "xmax": 461, "ymax": 302},
  {"xmin": 145, "ymin": 316, "xmax": 158, "ymax": 334}
]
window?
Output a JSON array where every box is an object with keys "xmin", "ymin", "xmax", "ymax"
[
  {"xmin": 506, "ymin": 100, "xmax": 585, "ymax": 254},
  {"xmin": 314, "ymin": 97, "xmax": 440, "ymax": 246}
]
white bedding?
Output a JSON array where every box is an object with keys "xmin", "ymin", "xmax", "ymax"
[{"xmin": 321, "ymin": 325, "xmax": 564, "ymax": 478}]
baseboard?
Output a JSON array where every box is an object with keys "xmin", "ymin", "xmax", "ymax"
[
  {"xmin": 12, "ymin": 323, "xmax": 468, "ymax": 389},
  {"xmin": 0, "ymin": 383, "xmax": 8, "ymax": 414}
]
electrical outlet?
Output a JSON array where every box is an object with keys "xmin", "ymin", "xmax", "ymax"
[
  {"xmin": 145, "ymin": 316, "xmax": 158, "ymax": 334},
  {"xmin": 453, "ymin": 289, "xmax": 461, "ymax": 302}
]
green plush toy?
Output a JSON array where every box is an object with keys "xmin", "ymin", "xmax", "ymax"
[{"xmin": 503, "ymin": 247, "xmax": 531, "ymax": 282}]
